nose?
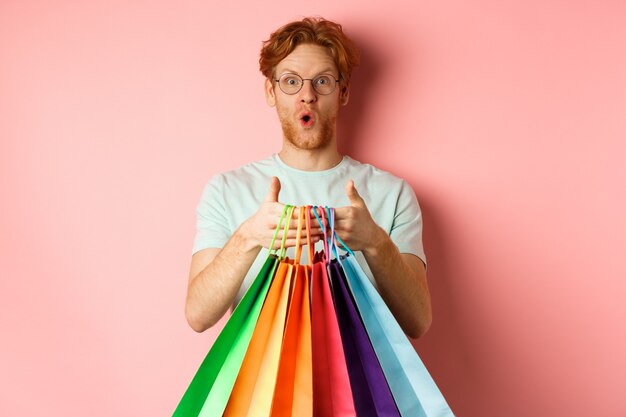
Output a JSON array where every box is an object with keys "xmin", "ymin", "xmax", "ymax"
[{"xmin": 299, "ymin": 80, "xmax": 317, "ymax": 104}]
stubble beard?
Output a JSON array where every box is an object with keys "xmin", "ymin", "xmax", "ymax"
[{"xmin": 278, "ymin": 110, "xmax": 336, "ymax": 151}]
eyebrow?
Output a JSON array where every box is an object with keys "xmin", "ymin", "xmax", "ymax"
[{"xmin": 279, "ymin": 67, "xmax": 337, "ymax": 76}]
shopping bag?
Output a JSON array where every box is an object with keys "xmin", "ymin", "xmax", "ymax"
[
  {"xmin": 328, "ymin": 208, "xmax": 455, "ymax": 417},
  {"xmin": 270, "ymin": 206, "xmax": 313, "ymax": 417},
  {"xmin": 223, "ymin": 206, "xmax": 297, "ymax": 417},
  {"xmin": 172, "ymin": 205, "xmax": 291, "ymax": 417},
  {"xmin": 330, "ymin": 258, "xmax": 402, "ymax": 417},
  {"xmin": 173, "ymin": 255, "xmax": 278, "ymax": 417},
  {"xmin": 317, "ymin": 207, "xmax": 398, "ymax": 417},
  {"xmin": 310, "ymin": 208, "xmax": 356, "ymax": 417},
  {"xmin": 340, "ymin": 254, "xmax": 454, "ymax": 417}
]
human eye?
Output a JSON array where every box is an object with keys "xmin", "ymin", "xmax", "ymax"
[
  {"xmin": 281, "ymin": 74, "xmax": 301, "ymax": 86},
  {"xmin": 315, "ymin": 75, "xmax": 332, "ymax": 85}
]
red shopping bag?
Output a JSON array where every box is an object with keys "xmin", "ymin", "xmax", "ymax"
[{"xmin": 311, "ymin": 208, "xmax": 356, "ymax": 417}]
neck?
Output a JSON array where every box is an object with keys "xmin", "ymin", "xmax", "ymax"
[{"xmin": 278, "ymin": 142, "xmax": 343, "ymax": 171}]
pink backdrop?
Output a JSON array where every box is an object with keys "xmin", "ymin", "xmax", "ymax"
[{"xmin": 2, "ymin": 1, "xmax": 625, "ymax": 416}]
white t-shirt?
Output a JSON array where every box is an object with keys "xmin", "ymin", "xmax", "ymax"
[{"xmin": 193, "ymin": 154, "xmax": 426, "ymax": 305}]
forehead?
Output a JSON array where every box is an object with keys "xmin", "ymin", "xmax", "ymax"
[{"xmin": 275, "ymin": 43, "xmax": 338, "ymax": 75}]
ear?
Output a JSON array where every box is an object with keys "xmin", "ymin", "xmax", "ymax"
[
  {"xmin": 264, "ymin": 78, "xmax": 276, "ymax": 107},
  {"xmin": 340, "ymin": 82, "xmax": 350, "ymax": 106}
]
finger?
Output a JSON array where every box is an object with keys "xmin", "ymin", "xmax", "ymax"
[
  {"xmin": 272, "ymin": 239, "xmax": 300, "ymax": 250},
  {"xmin": 333, "ymin": 206, "xmax": 353, "ymax": 221},
  {"xmin": 332, "ymin": 230, "xmax": 353, "ymax": 247},
  {"xmin": 273, "ymin": 225, "xmax": 322, "ymax": 239},
  {"xmin": 264, "ymin": 176, "xmax": 281, "ymax": 203},
  {"xmin": 346, "ymin": 180, "xmax": 365, "ymax": 207},
  {"xmin": 308, "ymin": 207, "xmax": 332, "ymax": 228},
  {"xmin": 333, "ymin": 218, "xmax": 354, "ymax": 232},
  {"xmin": 309, "ymin": 206, "xmax": 324, "ymax": 217},
  {"xmin": 270, "ymin": 235, "xmax": 320, "ymax": 250},
  {"xmin": 282, "ymin": 229, "xmax": 324, "ymax": 241},
  {"xmin": 308, "ymin": 227, "xmax": 324, "ymax": 235},
  {"xmin": 276, "ymin": 229, "xmax": 323, "ymax": 240},
  {"xmin": 282, "ymin": 211, "xmax": 321, "ymax": 225},
  {"xmin": 283, "ymin": 219, "xmax": 322, "ymax": 230},
  {"xmin": 292, "ymin": 207, "xmax": 323, "ymax": 220}
]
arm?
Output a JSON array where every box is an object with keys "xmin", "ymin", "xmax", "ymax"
[
  {"xmin": 334, "ymin": 181, "xmax": 432, "ymax": 339},
  {"xmin": 186, "ymin": 236, "xmax": 261, "ymax": 333},
  {"xmin": 185, "ymin": 177, "xmax": 320, "ymax": 332},
  {"xmin": 363, "ymin": 236, "xmax": 431, "ymax": 339}
]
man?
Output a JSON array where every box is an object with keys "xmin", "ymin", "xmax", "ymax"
[{"xmin": 186, "ymin": 17, "xmax": 431, "ymax": 339}]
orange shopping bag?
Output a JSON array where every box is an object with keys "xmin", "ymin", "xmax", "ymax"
[
  {"xmin": 270, "ymin": 206, "xmax": 314, "ymax": 417},
  {"xmin": 223, "ymin": 206, "xmax": 296, "ymax": 417}
]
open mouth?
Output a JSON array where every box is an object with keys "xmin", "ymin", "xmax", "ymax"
[{"xmin": 300, "ymin": 112, "xmax": 314, "ymax": 127}]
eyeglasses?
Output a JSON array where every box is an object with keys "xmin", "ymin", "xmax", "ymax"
[{"xmin": 274, "ymin": 73, "xmax": 340, "ymax": 95}]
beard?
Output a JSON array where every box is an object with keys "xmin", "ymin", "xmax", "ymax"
[{"xmin": 277, "ymin": 107, "xmax": 336, "ymax": 150}]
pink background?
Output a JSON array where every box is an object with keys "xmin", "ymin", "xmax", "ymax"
[{"xmin": 2, "ymin": 1, "xmax": 625, "ymax": 416}]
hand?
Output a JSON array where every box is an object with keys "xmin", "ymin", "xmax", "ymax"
[
  {"xmin": 333, "ymin": 180, "xmax": 387, "ymax": 253},
  {"xmin": 239, "ymin": 176, "xmax": 322, "ymax": 251}
]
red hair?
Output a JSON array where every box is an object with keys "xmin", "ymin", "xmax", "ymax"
[{"xmin": 259, "ymin": 17, "xmax": 360, "ymax": 84}]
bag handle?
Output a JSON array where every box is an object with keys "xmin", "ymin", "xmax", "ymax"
[
  {"xmin": 314, "ymin": 206, "xmax": 355, "ymax": 261},
  {"xmin": 326, "ymin": 207, "xmax": 336, "ymax": 260},
  {"xmin": 312, "ymin": 206, "xmax": 330, "ymax": 265},
  {"xmin": 271, "ymin": 205, "xmax": 294, "ymax": 260},
  {"xmin": 282, "ymin": 205, "xmax": 295, "ymax": 260},
  {"xmin": 329, "ymin": 207, "xmax": 355, "ymax": 257},
  {"xmin": 294, "ymin": 206, "xmax": 305, "ymax": 265},
  {"xmin": 305, "ymin": 205, "xmax": 314, "ymax": 264},
  {"xmin": 269, "ymin": 205, "xmax": 290, "ymax": 258}
]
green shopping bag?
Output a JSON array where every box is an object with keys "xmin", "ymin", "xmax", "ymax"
[{"xmin": 173, "ymin": 206, "xmax": 293, "ymax": 417}]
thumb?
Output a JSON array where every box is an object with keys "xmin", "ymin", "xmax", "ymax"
[
  {"xmin": 264, "ymin": 176, "xmax": 281, "ymax": 202},
  {"xmin": 346, "ymin": 180, "xmax": 365, "ymax": 207}
]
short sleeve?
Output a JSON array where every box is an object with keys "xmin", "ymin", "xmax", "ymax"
[
  {"xmin": 389, "ymin": 181, "xmax": 427, "ymax": 266},
  {"xmin": 192, "ymin": 174, "xmax": 231, "ymax": 254}
]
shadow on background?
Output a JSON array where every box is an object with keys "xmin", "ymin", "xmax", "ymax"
[
  {"xmin": 336, "ymin": 32, "xmax": 383, "ymax": 158},
  {"xmin": 412, "ymin": 194, "xmax": 480, "ymax": 414},
  {"xmin": 338, "ymin": 29, "xmax": 477, "ymax": 414}
]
